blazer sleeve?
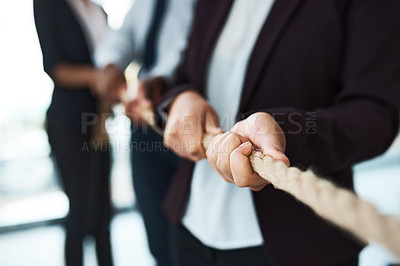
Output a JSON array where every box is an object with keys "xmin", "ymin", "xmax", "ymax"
[
  {"xmin": 247, "ymin": 0, "xmax": 400, "ymax": 175},
  {"xmin": 33, "ymin": 0, "xmax": 66, "ymax": 78}
]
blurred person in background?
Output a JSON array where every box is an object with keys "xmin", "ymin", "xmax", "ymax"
[
  {"xmin": 33, "ymin": 0, "xmax": 113, "ymax": 265},
  {"xmin": 94, "ymin": 0, "xmax": 197, "ymax": 265}
]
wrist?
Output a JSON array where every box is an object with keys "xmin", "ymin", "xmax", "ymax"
[{"xmin": 81, "ymin": 66, "xmax": 96, "ymax": 89}]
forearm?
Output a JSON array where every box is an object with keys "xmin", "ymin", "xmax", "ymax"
[{"xmin": 52, "ymin": 63, "xmax": 96, "ymax": 89}]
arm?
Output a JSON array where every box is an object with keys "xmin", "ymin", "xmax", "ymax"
[
  {"xmin": 33, "ymin": 0, "xmax": 97, "ymax": 91},
  {"xmin": 52, "ymin": 63, "xmax": 97, "ymax": 90}
]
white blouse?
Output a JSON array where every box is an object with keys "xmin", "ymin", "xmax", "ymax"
[
  {"xmin": 66, "ymin": 0, "xmax": 107, "ymax": 52},
  {"xmin": 182, "ymin": 0, "xmax": 275, "ymax": 250}
]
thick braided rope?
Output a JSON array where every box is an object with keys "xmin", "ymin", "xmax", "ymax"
[
  {"xmin": 203, "ymin": 134, "xmax": 400, "ymax": 258},
  {"xmin": 139, "ymin": 106, "xmax": 400, "ymax": 258}
]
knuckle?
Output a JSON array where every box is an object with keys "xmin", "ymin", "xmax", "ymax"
[
  {"xmin": 216, "ymin": 157, "xmax": 228, "ymax": 171},
  {"xmin": 222, "ymin": 176, "xmax": 234, "ymax": 184},
  {"xmin": 206, "ymin": 150, "xmax": 217, "ymax": 163},
  {"xmin": 187, "ymin": 142, "xmax": 198, "ymax": 153},
  {"xmin": 163, "ymin": 134, "xmax": 176, "ymax": 149},
  {"xmin": 227, "ymin": 133, "xmax": 241, "ymax": 147},
  {"xmin": 188, "ymin": 149, "xmax": 198, "ymax": 157},
  {"xmin": 191, "ymin": 156, "xmax": 202, "ymax": 162},
  {"xmin": 163, "ymin": 140, "xmax": 172, "ymax": 149},
  {"xmin": 231, "ymin": 121, "xmax": 243, "ymax": 133},
  {"xmin": 235, "ymin": 178, "xmax": 248, "ymax": 188},
  {"xmin": 229, "ymin": 151, "xmax": 238, "ymax": 163},
  {"xmin": 205, "ymin": 147, "xmax": 212, "ymax": 158},
  {"xmin": 206, "ymin": 141, "xmax": 218, "ymax": 158}
]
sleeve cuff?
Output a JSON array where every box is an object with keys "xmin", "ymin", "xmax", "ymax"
[{"xmin": 154, "ymin": 84, "xmax": 200, "ymax": 130}]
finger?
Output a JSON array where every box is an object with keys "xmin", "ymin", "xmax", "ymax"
[
  {"xmin": 231, "ymin": 142, "xmax": 268, "ymax": 189},
  {"xmin": 165, "ymin": 118, "xmax": 205, "ymax": 162},
  {"xmin": 182, "ymin": 138, "xmax": 205, "ymax": 161},
  {"xmin": 207, "ymin": 132, "xmax": 231, "ymax": 182},
  {"xmin": 185, "ymin": 118, "xmax": 207, "ymax": 161},
  {"xmin": 163, "ymin": 135, "xmax": 187, "ymax": 159},
  {"xmin": 206, "ymin": 132, "xmax": 226, "ymax": 158},
  {"xmin": 170, "ymin": 135, "xmax": 204, "ymax": 161},
  {"xmin": 164, "ymin": 129, "xmax": 192, "ymax": 160},
  {"xmin": 215, "ymin": 132, "xmax": 244, "ymax": 182}
]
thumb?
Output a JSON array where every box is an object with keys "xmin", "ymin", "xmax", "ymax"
[
  {"xmin": 259, "ymin": 139, "xmax": 290, "ymax": 167},
  {"xmin": 248, "ymin": 127, "xmax": 289, "ymax": 167}
]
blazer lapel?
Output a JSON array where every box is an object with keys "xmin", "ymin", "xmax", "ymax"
[{"xmin": 239, "ymin": 0, "xmax": 305, "ymax": 112}]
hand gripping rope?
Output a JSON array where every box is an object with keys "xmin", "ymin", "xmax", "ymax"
[{"xmin": 141, "ymin": 107, "xmax": 400, "ymax": 258}]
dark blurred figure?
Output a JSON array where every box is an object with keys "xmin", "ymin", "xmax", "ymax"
[
  {"xmin": 94, "ymin": 1, "xmax": 197, "ymax": 265},
  {"xmin": 33, "ymin": 0, "xmax": 113, "ymax": 265}
]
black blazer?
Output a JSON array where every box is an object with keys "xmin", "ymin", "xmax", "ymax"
[
  {"xmin": 34, "ymin": 0, "xmax": 101, "ymax": 129},
  {"xmin": 162, "ymin": 0, "xmax": 400, "ymax": 265}
]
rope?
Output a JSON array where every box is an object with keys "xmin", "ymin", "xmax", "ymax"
[
  {"xmin": 138, "ymin": 107, "xmax": 400, "ymax": 258},
  {"xmin": 206, "ymin": 135, "xmax": 400, "ymax": 257}
]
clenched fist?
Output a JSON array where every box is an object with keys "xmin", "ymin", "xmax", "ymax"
[
  {"xmin": 163, "ymin": 90, "xmax": 223, "ymax": 161},
  {"xmin": 206, "ymin": 112, "xmax": 290, "ymax": 191}
]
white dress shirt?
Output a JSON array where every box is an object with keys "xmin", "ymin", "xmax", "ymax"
[
  {"xmin": 94, "ymin": 0, "xmax": 197, "ymax": 81},
  {"xmin": 66, "ymin": 0, "xmax": 107, "ymax": 52},
  {"xmin": 182, "ymin": 0, "xmax": 275, "ymax": 250}
]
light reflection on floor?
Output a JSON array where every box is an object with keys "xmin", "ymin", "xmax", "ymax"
[{"xmin": 0, "ymin": 211, "xmax": 155, "ymax": 266}]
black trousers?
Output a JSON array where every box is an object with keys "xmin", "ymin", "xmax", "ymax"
[
  {"xmin": 131, "ymin": 127, "xmax": 179, "ymax": 266},
  {"xmin": 47, "ymin": 121, "xmax": 113, "ymax": 266},
  {"xmin": 170, "ymin": 224, "xmax": 359, "ymax": 266}
]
